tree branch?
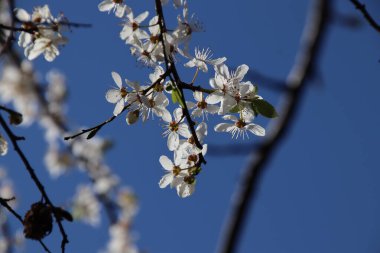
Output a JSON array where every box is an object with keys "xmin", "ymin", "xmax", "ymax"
[
  {"xmin": 350, "ymin": 0, "xmax": 380, "ymax": 33},
  {"xmin": 217, "ymin": 1, "xmax": 331, "ymax": 253},
  {"xmin": 0, "ymin": 113, "xmax": 68, "ymax": 253}
]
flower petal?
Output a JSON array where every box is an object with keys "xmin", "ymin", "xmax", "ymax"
[
  {"xmin": 113, "ymin": 99, "xmax": 124, "ymax": 116},
  {"xmin": 167, "ymin": 132, "xmax": 179, "ymax": 151},
  {"xmin": 159, "ymin": 173, "xmax": 174, "ymax": 188},
  {"xmin": 105, "ymin": 89, "xmax": 122, "ymax": 103},
  {"xmin": 214, "ymin": 123, "xmax": 234, "ymax": 133},
  {"xmin": 246, "ymin": 124, "xmax": 265, "ymax": 136},
  {"xmin": 159, "ymin": 155, "xmax": 174, "ymax": 171},
  {"xmin": 111, "ymin": 72, "xmax": 122, "ymax": 88}
]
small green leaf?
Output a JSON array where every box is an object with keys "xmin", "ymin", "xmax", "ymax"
[
  {"xmin": 171, "ymin": 88, "xmax": 185, "ymax": 108},
  {"xmin": 252, "ymin": 99, "xmax": 278, "ymax": 118}
]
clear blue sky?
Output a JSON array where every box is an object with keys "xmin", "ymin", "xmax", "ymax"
[{"xmin": 2, "ymin": 0, "xmax": 380, "ymax": 253}]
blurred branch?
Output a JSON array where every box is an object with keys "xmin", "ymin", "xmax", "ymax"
[
  {"xmin": 350, "ymin": 0, "xmax": 380, "ymax": 33},
  {"xmin": 217, "ymin": 1, "xmax": 331, "ymax": 253},
  {"xmin": 0, "ymin": 114, "xmax": 68, "ymax": 253}
]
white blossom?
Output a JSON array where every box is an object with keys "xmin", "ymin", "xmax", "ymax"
[
  {"xmin": 184, "ymin": 48, "xmax": 226, "ymax": 72},
  {"xmin": 98, "ymin": 0, "xmax": 130, "ymax": 18},
  {"xmin": 214, "ymin": 114, "xmax": 265, "ymax": 139}
]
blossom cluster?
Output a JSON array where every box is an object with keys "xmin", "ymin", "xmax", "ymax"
[
  {"xmin": 99, "ymin": 0, "xmax": 276, "ymax": 198},
  {"xmin": 15, "ymin": 5, "xmax": 68, "ymax": 61}
]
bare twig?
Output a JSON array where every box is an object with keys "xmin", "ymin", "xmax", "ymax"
[
  {"xmin": 217, "ymin": 1, "xmax": 331, "ymax": 253},
  {"xmin": 0, "ymin": 197, "xmax": 52, "ymax": 253},
  {"xmin": 350, "ymin": 0, "xmax": 380, "ymax": 32},
  {"xmin": 0, "ymin": 113, "xmax": 68, "ymax": 253}
]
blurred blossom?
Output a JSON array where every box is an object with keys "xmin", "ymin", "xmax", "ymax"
[
  {"xmin": 0, "ymin": 62, "xmax": 38, "ymax": 125},
  {"xmin": 0, "ymin": 135, "xmax": 7, "ymax": 156},
  {"xmin": 93, "ymin": 175, "xmax": 119, "ymax": 195},
  {"xmin": 72, "ymin": 185, "xmax": 101, "ymax": 226},
  {"xmin": 117, "ymin": 188, "xmax": 138, "ymax": 221},
  {"xmin": 44, "ymin": 146, "xmax": 73, "ymax": 178},
  {"xmin": 101, "ymin": 222, "xmax": 138, "ymax": 253}
]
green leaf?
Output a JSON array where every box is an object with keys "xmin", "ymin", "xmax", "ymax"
[
  {"xmin": 252, "ymin": 99, "xmax": 278, "ymax": 118},
  {"xmin": 171, "ymin": 88, "xmax": 185, "ymax": 108}
]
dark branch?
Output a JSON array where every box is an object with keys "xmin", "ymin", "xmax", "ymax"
[
  {"xmin": 0, "ymin": 113, "xmax": 68, "ymax": 253},
  {"xmin": 155, "ymin": 0, "xmax": 206, "ymax": 165},
  {"xmin": 217, "ymin": 1, "xmax": 331, "ymax": 253},
  {"xmin": 350, "ymin": 0, "xmax": 380, "ymax": 32},
  {"xmin": 0, "ymin": 197, "xmax": 51, "ymax": 253}
]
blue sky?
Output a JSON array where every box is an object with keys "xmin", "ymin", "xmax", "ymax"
[{"xmin": 2, "ymin": 0, "xmax": 380, "ymax": 253}]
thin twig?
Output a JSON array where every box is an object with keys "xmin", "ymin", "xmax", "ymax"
[
  {"xmin": 0, "ymin": 197, "xmax": 52, "ymax": 253},
  {"xmin": 0, "ymin": 198, "xmax": 23, "ymax": 223},
  {"xmin": 217, "ymin": 1, "xmax": 331, "ymax": 253},
  {"xmin": 350, "ymin": 0, "xmax": 380, "ymax": 32},
  {"xmin": 0, "ymin": 113, "xmax": 68, "ymax": 253}
]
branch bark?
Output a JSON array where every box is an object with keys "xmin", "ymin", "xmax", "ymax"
[
  {"xmin": 350, "ymin": 0, "xmax": 380, "ymax": 33},
  {"xmin": 217, "ymin": 0, "xmax": 331, "ymax": 252}
]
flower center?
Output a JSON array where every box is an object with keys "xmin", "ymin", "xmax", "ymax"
[
  {"xmin": 197, "ymin": 100, "xmax": 207, "ymax": 109},
  {"xmin": 188, "ymin": 154, "xmax": 198, "ymax": 163},
  {"xmin": 120, "ymin": 87, "xmax": 127, "ymax": 98},
  {"xmin": 169, "ymin": 122, "xmax": 178, "ymax": 132},
  {"xmin": 172, "ymin": 166, "xmax": 181, "ymax": 176},
  {"xmin": 132, "ymin": 22, "xmax": 139, "ymax": 31},
  {"xmin": 150, "ymin": 35, "xmax": 159, "ymax": 44},
  {"xmin": 235, "ymin": 120, "xmax": 246, "ymax": 129},
  {"xmin": 113, "ymin": 0, "xmax": 123, "ymax": 3}
]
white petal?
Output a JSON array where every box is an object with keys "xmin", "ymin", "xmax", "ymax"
[
  {"xmin": 113, "ymin": 99, "xmax": 124, "ymax": 116},
  {"xmin": 98, "ymin": 1, "xmax": 114, "ymax": 12},
  {"xmin": 196, "ymin": 122, "xmax": 207, "ymax": 142},
  {"xmin": 186, "ymin": 101, "xmax": 196, "ymax": 109},
  {"xmin": 115, "ymin": 5, "xmax": 126, "ymax": 18},
  {"xmin": 192, "ymin": 108, "xmax": 203, "ymax": 118},
  {"xmin": 222, "ymin": 114, "xmax": 238, "ymax": 122},
  {"xmin": 159, "ymin": 173, "xmax": 174, "ymax": 188},
  {"xmin": 205, "ymin": 93, "xmax": 222, "ymax": 104},
  {"xmin": 246, "ymin": 124, "xmax": 265, "ymax": 136},
  {"xmin": 105, "ymin": 89, "xmax": 122, "ymax": 103},
  {"xmin": 160, "ymin": 109, "xmax": 172, "ymax": 122},
  {"xmin": 111, "ymin": 72, "xmax": 122, "ymax": 88},
  {"xmin": 176, "ymin": 183, "xmax": 195, "ymax": 198},
  {"xmin": 214, "ymin": 123, "xmax": 234, "ymax": 133},
  {"xmin": 235, "ymin": 64, "xmax": 249, "ymax": 81},
  {"xmin": 173, "ymin": 108, "xmax": 183, "ymax": 122},
  {"xmin": 159, "ymin": 155, "xmax": 173, "ymax": 171},
  {"xmin": 184, "ymin": 59, "xmax": 196, "ymax": 68},
  {"xmin": 167, "ymin": 132, "xmax": 179, "ymax": 151},
  {"xmin": 206, "ymin": 104, "xmax": 219, "ymax": 114},
  {"xmin": 239, "ymin": 83, "xmax": 253, "ymax": 96},
  {"xmin": 208, "ymin": 57, "xmax": 226, "ymax": 66},
  {"xmin": 178, "ymin": 124, "xmax": 191, "ymax": 138},
  {"xmin": 135, "ymin": 11, "xmax": 149, "ymax": 23},
  {"xmin": 120, "ymin": 26, "xmax": 133, "ymax": 40},
  {"xmin": 193, "ymin": 91, "xmax": 203, "ymax": 102},
  {"xmin": 15, "ymin": 8, "xmax": 30, "ymax": 22}
]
